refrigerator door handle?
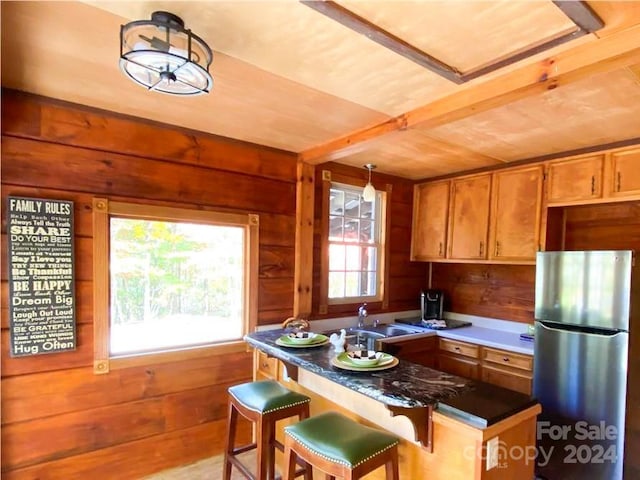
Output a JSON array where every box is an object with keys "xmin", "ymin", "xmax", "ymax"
[{"xmin": 537, "ymin": 320, "xmax": 627, "ymax": 337}]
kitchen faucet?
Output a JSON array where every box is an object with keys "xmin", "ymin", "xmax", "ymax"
[{"xmin": 357, "ymin": 303, "xmax": 368, "ymax": 328}]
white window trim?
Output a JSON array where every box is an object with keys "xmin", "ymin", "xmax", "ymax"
[{"xmin": 92, "ymin": 198, "xmax": 259, "ymax": 374}]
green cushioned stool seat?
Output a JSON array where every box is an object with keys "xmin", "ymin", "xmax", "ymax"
[
  {"xmin": 229, "ymin": 380, "xmax": 310, "ymax": 414},
  {"xmin": 282, "ymin": 411, "xmax": 400, "ymax": 480},
  {"xmin": 284, "ymin": 412, "xmax": 398, "ymax": 468}
]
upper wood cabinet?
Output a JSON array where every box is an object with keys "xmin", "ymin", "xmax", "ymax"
[
  {"xmin": 489, "ymin": 165, "xmax": 543, "ymax": 261},
  {"xmin": 410, "ymin": 144, "xmax": 640, "ymax": 264},
  {"xmin": 546, "ymin": 155, "xmax": 604, "ymax": 204},
  {"xmin": 447, "ymin": 174, "xmax": 491, "ymax": 260},
  {"xmin": 411, "ymin": 180, "xmax": 450, "ymax": 261},
  {"xmin": 609, "ymin": 148, "xmax": 640, "ymax": 198}
]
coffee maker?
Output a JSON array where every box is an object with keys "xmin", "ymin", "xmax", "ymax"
[{"xmin": 421, "ymin": 289, "xmax": 444, "ymax": 320}]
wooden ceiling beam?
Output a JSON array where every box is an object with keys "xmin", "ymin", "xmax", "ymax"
[
  {"xmin": 300, "ymin": 24, "xmax": 640, "ymax": 164},
  {"xmin": 552, "ymin": 0, "xmax": 604, "ymax": 32},
  {"xmin": 300, "ymin": 0, "xmax": 463, "ymax": 84}
]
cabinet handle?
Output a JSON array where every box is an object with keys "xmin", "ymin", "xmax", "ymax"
[
  {"xmin": 503, "ymin": 357, "xmax": 510, "ymax": 362},
  {"xmin": 591, "ymin": 175, "xmax": 595, "ymax": 195},
  {"xmin": 617, "ymin": 172, "xmax": 622, "ymax": 192},
  {"xmin": 495, "ymin": 241, "xmax": 501, "ymax": 257},
  {"xmin": 454, "ymin": 347, "xmax": 461, "ymax": 352},
  {"xmin": 438, "ymin": 242, "xmax": 443, "ymax": 257},
  {"xmin": 479, "ymin": 241, "xmax": 484, "ymax": 256}
]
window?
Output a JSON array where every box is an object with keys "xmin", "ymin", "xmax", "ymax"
[
  {"xmin": 93, "ymin": 199, "xmax": 258, "ymax": 373},
  {"xmin": 326, "ymin": 181, "xmax": 387, "ymax": 305}
]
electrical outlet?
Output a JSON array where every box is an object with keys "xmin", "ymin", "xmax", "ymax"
[{"xmin": 486, "ymin": 436, "xmax": 499, "ymax": 470}]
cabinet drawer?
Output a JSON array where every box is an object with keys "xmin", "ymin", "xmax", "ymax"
[
  {"xmin": 481, "ymin": 365, "xmax": 532, "ymax": 395},
  {"xmin": 439, "ymin": 339, "xmax": 479, "ymax": 358},
  {"xmin": 256, "ymin": 350, "xmax": 278, "ymax": 380},
  {"xmin": 482, "ymin": 347, "xmax": 532, "ymax": 371}
]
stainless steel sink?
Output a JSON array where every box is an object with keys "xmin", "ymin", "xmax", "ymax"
[
  {"xmin": 327, "ymin": 323, "xmax": 424, "ymax": 350},
  {"xmin": 349, "ymin": 324, "xmax": 424, "ymax": 337}
]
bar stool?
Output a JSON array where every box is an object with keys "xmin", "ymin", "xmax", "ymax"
[
  {"xmin": 282, "ymin": 411, "xmax": 400, "ymax": 480},
  {"xmin": 223, "ymin": 380, "xmax": 311, "ymax": 480}
]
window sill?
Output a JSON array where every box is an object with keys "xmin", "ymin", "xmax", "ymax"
[{"xmin": 94, "ymin": 340, "xmax": 249, "ymax": 374}]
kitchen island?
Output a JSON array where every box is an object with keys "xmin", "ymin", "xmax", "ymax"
[{"xmin": 245, "ymin": 329, "xmax": 540, "ymax": 480}]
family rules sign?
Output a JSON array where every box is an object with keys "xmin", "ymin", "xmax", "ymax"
[{"xmin": 8, "ymin": 196, "xmax": 76, "ymax": 356}]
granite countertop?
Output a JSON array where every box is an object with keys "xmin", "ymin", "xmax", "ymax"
[
  {"xmin": 245, "ymin": 329, "xmax": 538, "ymax": 427},
  {"xmin": 245, "ymin": 329, "xmax": 473, "ymax": 408}
]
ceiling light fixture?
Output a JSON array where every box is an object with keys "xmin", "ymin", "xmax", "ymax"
[
  {"xmin": 120, "ymin": 11, "xmax": 213, "ymax": 95},
  {"xmin": 362, "ymin": 164, "xmax": 377, "ymax": 202}
]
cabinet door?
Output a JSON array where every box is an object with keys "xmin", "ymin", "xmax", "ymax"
[
  {"xmin": 609, "ymin": 148, "xmax": 640, "ymax": 198},
  {"xmin": 447, "ymin": 174, "xmax": 491, "ymax": 260},
  {"xmin": 380, "ymin": 336, "xmax": 437, "ymax": 367},
  {"xmin": 481, "ymin": 365, "xmax": 532, "ymax": 394},
  {"xmin": 438, "ymin": 354, "xmax": 480, "ymax": 379},
  {"xmin": 547, "ymin": 155, "xmax": 603, "ymax": 203},
  {"xmin": 489, "ymin": 165, "xmax": 543, "ymax": 261},
  {"xmin": 411, "ymin": 181, "xmax": 450, "ymax": 260}
]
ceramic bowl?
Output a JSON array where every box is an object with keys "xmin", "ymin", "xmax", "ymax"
[
  {"xmin": 347, "ymin": 350, "xmax": 382, "ymax": 366},
  {"xmin": 287, "ymin": 331, "xmax": 318, "ymax": 344}
]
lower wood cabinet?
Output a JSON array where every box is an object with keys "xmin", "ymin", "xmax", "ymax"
[
  {"xmin": 438, "ymin": 353, "xmax": 481, "ymax": 379},
  {"xmin": 481, "ymin": 365, "xmax": 532, "ymax": 395},
  {"xmin": 379, "ymin": 336, "xmax": 437, "ymax": 368},
  {"xmin": 437, "ymin": 338, "xmax": 481, "ymax": 380},
  {"xmin": 255, "ymin": 349, "xmax": 279, "ymax": 381},
  {"xmin": 437, "ymin": 338, "xmax": 533, "ymax": 394},
  {"xmin": 481, "ymin": 346, "xmax": 533, "ymax": 394}
]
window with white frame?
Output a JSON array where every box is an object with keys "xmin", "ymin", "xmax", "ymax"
[
  {"xmin": 327, "ymin": 183, "xmax": 385, "ymax": 303},
  {"xmin": 93, "ymin": 199, "xmax": 258, "ymax": 372}
]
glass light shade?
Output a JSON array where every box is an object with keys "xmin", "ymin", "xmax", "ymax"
[
  {"xmin": 362, "ymin": 182, "xmax": 376, "ymax": 202},
  {"xmin": 120, "ymin": 11, "xmax": 213, "ymax": 95}
]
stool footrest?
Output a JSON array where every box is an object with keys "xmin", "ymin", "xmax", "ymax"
[
  {"xmin": 227, "ymin": 455, "xmax": 255, "ymax": 480},
  {"xmin": 232, "ymin": 443, "xmax": 257, "ymax": 455}
]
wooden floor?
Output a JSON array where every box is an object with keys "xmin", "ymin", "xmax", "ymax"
[{"xmin": 142, "ymin": 452, "xmax": 257, "ymax": 480}]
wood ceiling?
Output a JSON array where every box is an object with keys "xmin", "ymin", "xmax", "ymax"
[{"xmin": 2, "ymin": 1, "xmax": 640, "ymax": 180}]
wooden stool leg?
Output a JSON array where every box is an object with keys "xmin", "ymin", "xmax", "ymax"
[
  {"xmin": 256, "ymin": 416, "xmax": 273, "ymax": 480},
  {"xmin": 298, "ymin": 405, "xmax": 313, "ymax": 480},
  {"xmin": 223, "ymin": 401, "xmax": 238, "ymax": 480},
  {"xmin": 267, "ymin": 419, "xmax": 276, "ymax": 480},
  {"xmin": 282, "ymin": 440, "xmax": 299, "ymax": 480},
  {"xmin": 385, "ymin": 448, "xmax": 399, "ymax": 480}
]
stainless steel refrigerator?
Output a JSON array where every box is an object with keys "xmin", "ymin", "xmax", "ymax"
[{"xmin": 533, "ymin": 250, "xmax": 638, "ymax": 480}]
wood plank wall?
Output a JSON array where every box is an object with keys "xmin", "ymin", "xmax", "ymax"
[
  {"xmin": 431, "ymin": 263, "xmax": 535, "ymax": 323},
  {"xmin": 311, "ymin": 162, "xmax": 428, "ymax": 318},
  {"xmin": 0, "ymin": 90, "xmax": 299, "ymax": 479}
]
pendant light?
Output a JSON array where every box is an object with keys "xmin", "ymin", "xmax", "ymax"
[
  {"xmin": 120, "ymin": 11, "xmax": 213, "ymax": 95},
  {"xmin": 362, "ymin": 164, "xmax": 377, "ymax": 202}
]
